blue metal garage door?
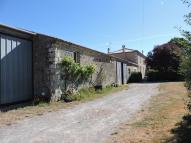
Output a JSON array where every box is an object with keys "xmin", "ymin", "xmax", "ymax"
[{"xmin": 0, "ymin": 34, "xmax": 32, "ymax": 104}]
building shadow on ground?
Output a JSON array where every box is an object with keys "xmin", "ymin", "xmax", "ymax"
[
  {"xmin": 166, "ymin": 114, "xmax": 191, "ymax": 143},
  {"xmin": 0, "ymin": 101, "xmax": 34, "ymax": 112}
]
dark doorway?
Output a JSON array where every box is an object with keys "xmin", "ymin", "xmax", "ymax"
[{"xmin": 121, "ymin": 62, "xmax": 124, "ymax": 84}]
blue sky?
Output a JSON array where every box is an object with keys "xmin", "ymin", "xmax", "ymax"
[{"xmin": 0, "ymin": 0, "xmax": 190, "ymax": 55}]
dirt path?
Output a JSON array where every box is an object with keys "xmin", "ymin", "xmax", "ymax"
[
  {"xmin": 0, "ymin": 83, "xmax": 160, "ymax": 143},
  {"xmin": 108, "ymin": 82, "xmax": 187, "ymax": 143}
]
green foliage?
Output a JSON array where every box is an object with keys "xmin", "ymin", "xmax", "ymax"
[
  {"xmin": 182, "ymin": 0, "xmax": 191, "ymax": 24},
  {"xmin": 170, "ymin": 37, "xmax": 191, "ymax": 56},
  {"xmin": 63, "ymin": 85, "xmax": 128, "ymax": 102},
  {"xmin": 180, "ymin": 0, "xmax": 191, "ymax": 113},
  {"xmin": 128, "ymin": 72, "xmax": 142, "ymax": 83},
  {"xmin": 146, "ymin": 43, "xmax": 183, "ymax": 81},
  {"xmin": 181, "ymin": 55, "xmax": 191, "ymax": 90},
  {"xmin": 179, "ymin": 0, "xmax": 191, "ymax": 91},
  {"xmin": 170, "ymin": 37, "xmax": 190, "ymax": 49},
  {"xmin": 146, "ymin": 44, "xmax": 182, "ymax": 73},
  {"xmin": 59, "ymin": 56, "xmax": 95, "ymax": 101}
]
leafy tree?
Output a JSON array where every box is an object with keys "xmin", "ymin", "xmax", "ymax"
[
  {"xmin": 170, "ymin": 37, "xmax": 190, "ymax": 49},
  {"xmin": 180, "ymin": 0, "xmax": 191, "ymax": 90},
  {"xmin": 146, "ymin": 44, "xmax": 182, "ymax": 74},
  {"xmin": 178, "ymin": 0, "xmax": 191, "ymax": 113},
  {"xmin": 59, "ymin": 56, "xmax": 95, "ymax": 98}
]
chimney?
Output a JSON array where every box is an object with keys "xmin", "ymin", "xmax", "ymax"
[
  {"xmin": 122, "ymin": 45, "xmax": 125, "ymax": 53},
  {"xmin": 107, "ymin": 48, "xmax": 110, "ymax": 54},
  {"xmin": 142, "ymin": 50, "xmax": 144, "ymax": 54}
]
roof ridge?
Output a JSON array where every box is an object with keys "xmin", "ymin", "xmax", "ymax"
[{"xmin": 0, "ymin": 23, "xmax": 36, "ymax": 35}]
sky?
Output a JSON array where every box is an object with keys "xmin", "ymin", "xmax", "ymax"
[{"xmin": 0, "ymin": 0, "xmax": 190, "ymax": 55}]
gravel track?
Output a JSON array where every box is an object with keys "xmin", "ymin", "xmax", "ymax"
[{"xmin": 0, "ymin": 83, "xmax": 160, "ymax": 143}]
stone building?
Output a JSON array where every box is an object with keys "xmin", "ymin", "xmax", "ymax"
[
  {"xmin": 0, "ymin": 24, "xmax": 135, "ymax": 104},
  {"xmin": 109, "ymin": 46, "xmax": 146, "ymax": 78}
]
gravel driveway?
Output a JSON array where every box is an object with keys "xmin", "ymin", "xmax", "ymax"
[{"xmin": 0, "ymin": 83, "xmax": 160, "ymax": 143}]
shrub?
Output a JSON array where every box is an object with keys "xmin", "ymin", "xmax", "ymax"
[
  {"xmin": 180, "ymin": 55, "xmax": 191, "ymax": 90},
  {"xmin": 128, "ymin": 72, "xmax": 142, "ymax": 83},
  {"xmin": 62, "ymin": 86, "xmax": 114, "ymax": 102},
  {"xmin": 59, "ymin": 56, "xmax": 96, "ymax": 101}
]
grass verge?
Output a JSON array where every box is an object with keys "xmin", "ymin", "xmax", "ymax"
[
  {"xmin": 109, "ymin": 82, "xmax": 188, "ymax": 143},
  {"xmin": 0, "ymin": 85, "xmax": 128, "ymax": 127},
  {"xmin": 76, "ymin": 85, "xmax": 128, "ymax": 101}
]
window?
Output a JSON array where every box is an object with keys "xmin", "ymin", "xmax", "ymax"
[{"xmin": 74, "ymin": 52, "xmax": 80, "ymax": 63}]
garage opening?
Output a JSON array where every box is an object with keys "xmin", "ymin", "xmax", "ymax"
[
  {"xmin": 121, "ymin": 62, "xmax": 124, "ymax": 84},
  {"xmin": 0, "ymin": 33, "xmax": 33, "ymax": 104}
]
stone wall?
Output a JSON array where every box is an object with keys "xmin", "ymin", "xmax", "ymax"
[
  {"xmin": 111, "ymin": 51, "xmax": 146, "ymax": 78},
  {"xmin": 33, "ymin": 35, "xmax": 70, "ymax": 101},
  {"xmin": 137, "ymin": 55, "xmax": 146, "ymax": 78},
  {"xmin": 0, "ymin": 25, "xmax": 130, "ymax": 104},
  {"xmin": 33, "ymin": 35, "xmax": 118, "ymax": 101},
  {"xmin": 80, "ymin": 54, "xmax": 117, "ymax": 87},
  {"xmin": 33, "ymin": 35, "xmax": 53, "ymax": 100}
]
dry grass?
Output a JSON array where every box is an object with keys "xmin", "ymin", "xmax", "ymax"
[
  {"xmin": 0, "ymin": 101, "xmax": 75, "ymax": 127},
  {"xmin": 0, "ymin": 85, "xmax": 128, "ymax": 128},
  {"xmin": 109, "ymin": 82, "xmax": 188, "ymax": 143}
]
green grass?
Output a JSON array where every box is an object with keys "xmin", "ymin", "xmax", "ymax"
[
  {"xmin": 37, "ymin": 102, "xmax": 50, "ymax": 107},
  {"xmin": 74, "ymin": 85, "xmax": 128, "ymax": 101}
]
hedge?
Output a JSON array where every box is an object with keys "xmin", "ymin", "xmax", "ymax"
[{"xmin": 128, "ymin": 72, "xmax": 142, "ymax": 83}]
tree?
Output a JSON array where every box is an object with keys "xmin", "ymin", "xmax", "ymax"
[
  {"xmin": 179, "ymin": 0, "xmax": 191, "ymax": 113},
  {"xmin": 146, "ymin": 43, "xmax": 182, "ymax": 73},
  {"xmin": 180, "ymin": 0, "xmax": 191, "ymax": 90},
  {"xmin": 170, "ymin": 37, "xmax": 190, "ymax": 48},
  {"xmin": 145, "ymin": 42, "xmax": 184, "ymax": 81}
]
